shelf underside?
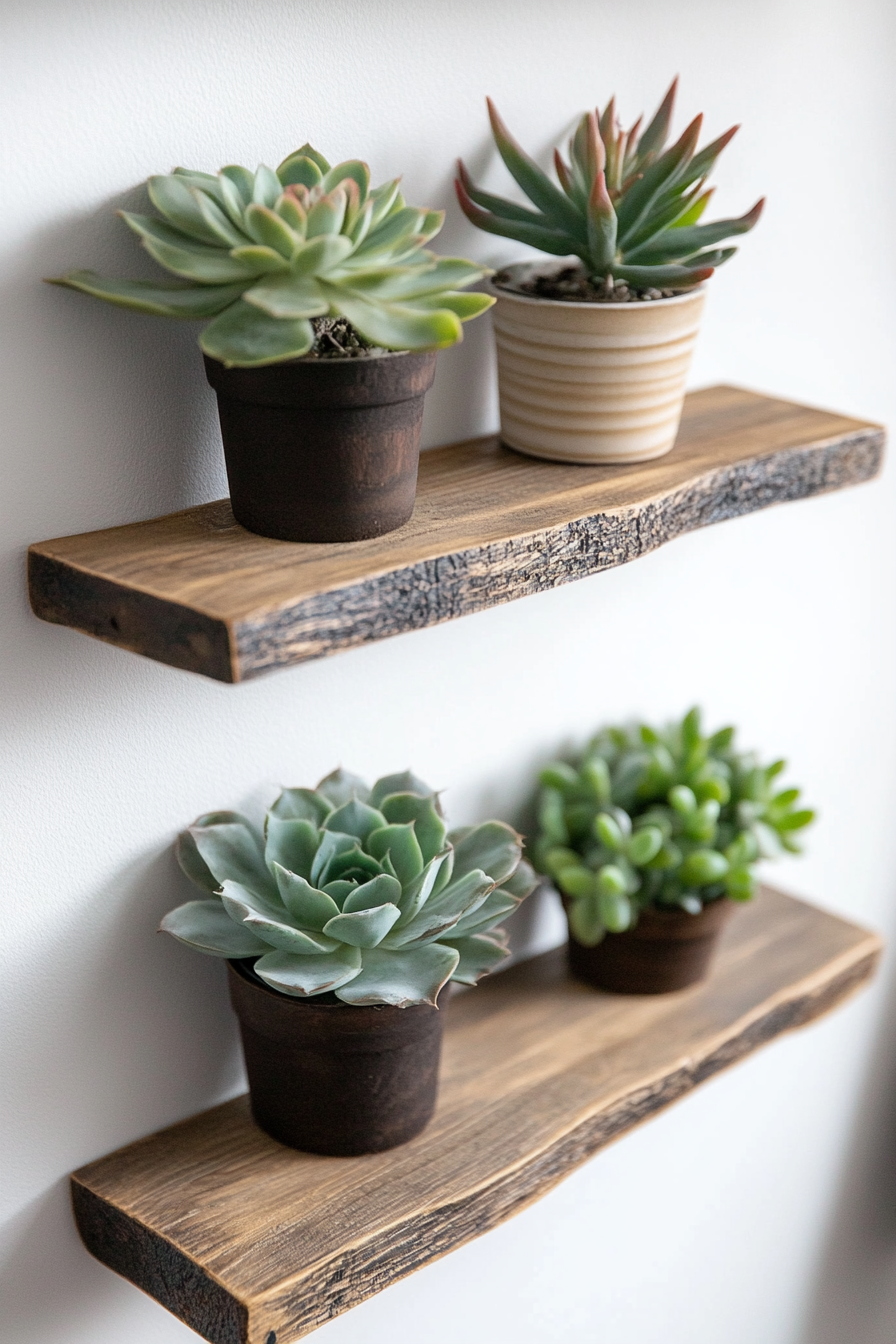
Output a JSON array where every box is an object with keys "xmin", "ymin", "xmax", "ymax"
[
  {"xmin": 71, "ymin": 886, "xmax": 881, "ymax": 1344},
  {"xmin": 30, "ymin": 385, "xmax": 883, "ymax": 682}
]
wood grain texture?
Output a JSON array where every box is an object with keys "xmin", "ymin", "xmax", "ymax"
[
  {"xmin": 71, "ymin": 886, "xmax": 881, "ymax": 1344},
  {"xmin": 30, "ymin": 386, "xmax": 884, "ymax": 682}
]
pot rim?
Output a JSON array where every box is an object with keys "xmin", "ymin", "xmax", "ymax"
[
  {"xmin": 229, "ymin": 957, "xmax": 446, "ymax": 1012},
  {"xmin": 488, "ymin": 263, "xmax": 707, "ymax": 311},
  {"xmin": 205, "ymin": 346, "xmax": 415, "ymax": 372}
]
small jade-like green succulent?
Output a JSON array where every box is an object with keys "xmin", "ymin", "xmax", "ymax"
[
  {"xmin": 456, "ymin": 79, "xmax": 763, "ymax": 291},
  {"xmin": 534, "ymin": 709, "xmax": 814, "ymax": 946},
  {"xmin": 50, "ymin": 146, "xmax": 494, "ymax": 367},
  {"xmin": 162, "ymin": 768, "xmax": 536, "ymax": 1006}
]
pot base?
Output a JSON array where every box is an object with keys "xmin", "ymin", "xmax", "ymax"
[
  {"xmin": 500, "ymin": 432, "xmax": 680, "ymax": 467},
  {"xmin": 567, "ymin": 899, "xmax": 734, "ymax": 995}
]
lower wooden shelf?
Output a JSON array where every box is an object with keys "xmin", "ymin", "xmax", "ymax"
[{"xmin": 72, "ymin": 886, "xmax": 881, "ymax": 1344}]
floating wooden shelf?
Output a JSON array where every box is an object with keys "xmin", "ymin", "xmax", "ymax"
[
  {"xmin": 72, "ymin": 886, "xmax": 880, "ymax": 1344},
  {"xmin": 29, "ymin": 385, "xmax": 883, "ymax": 683}
]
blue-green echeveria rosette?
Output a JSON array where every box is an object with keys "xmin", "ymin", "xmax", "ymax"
[
  {"xmin": 533, "ymin": 708, "xmax": 814, "ymax": 947},
  {"xmin": 162, "ymin": 768, "xmax": 537, "ymax": 1007},
  {"xmin": 49, "ymin": 144, "xmax": 494, "ymax": 367}
]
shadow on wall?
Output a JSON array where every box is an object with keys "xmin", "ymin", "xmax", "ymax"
[
  {"xmin": 2, "ymin": 182, "xmax": 228, "ymax": 547},
  {"xmin": 0, "ymin": 1183, "xmax": 143, "ymax": 1343},
  {"xmin": 0, "ymin": 848, "xmax": 243, "ymax": 1344},
  {"xmin": 801, "ymin": 938, "xmax": 896, "ymax": 1344}
]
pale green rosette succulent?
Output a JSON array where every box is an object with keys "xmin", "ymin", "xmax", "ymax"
[
  {"xmin": 534, "ymin": 709, "xmax": 814, "ymax": 947},
  {"xmin": 50, "ymin": 145, "xmax": 494, "ymax": 367},
  {"xmin": 162, "ymin": 768, "xmax": 536, "ymax": 1007}
]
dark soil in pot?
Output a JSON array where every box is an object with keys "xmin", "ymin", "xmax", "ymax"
[
  {"xmin": 227, "ymin": 959, "xmax": 444, "ymax": 1155},
  {"xmin": 204, "ymin": 348, "xmax": 437, "ymax": 544},
  {"xmin": 493, "ymin": 262, "xmax": 679, "ymax": 303},
  {"xmin": 566, "ymin": 898, "xmax": 734, "ymax": 995}
]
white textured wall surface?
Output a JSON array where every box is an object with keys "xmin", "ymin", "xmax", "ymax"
[{"xmin": 2, "ymin": 2, "xmax": 895, "ymax": 1341}]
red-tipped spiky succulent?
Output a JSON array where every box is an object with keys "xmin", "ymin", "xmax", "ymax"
[{"xmin": 456, "ymin": 79, "xmax": 764, "ymax": 292}]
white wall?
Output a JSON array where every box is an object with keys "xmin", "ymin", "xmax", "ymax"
[{"xmin": 2, "ymin": 2, "xmax": 895, "ymax": 1341}]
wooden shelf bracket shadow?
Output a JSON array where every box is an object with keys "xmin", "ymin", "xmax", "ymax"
[
  {"xmin": 29, "ymin": 386, "xmax": 884, "ymax": 682},
  {"xmin": 71, "ymin": 886, "xmax": 882, "ymax": 1344}
]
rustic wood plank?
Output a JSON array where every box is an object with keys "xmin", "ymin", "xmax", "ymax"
[
  {"xmin": 29, "ymin": 386, "xmax": 884, "ymax": 682},
  {"xmin": 71, "ymin": 886, "xmax": 881, "ymax": 1344}
]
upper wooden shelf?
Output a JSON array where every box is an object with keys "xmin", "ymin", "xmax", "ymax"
[
  {"xmin": 30, "ymin": 386, "xmax": 883, "ymax": 683},
  {"xmin": 72, "ymin": 886, "xmax": 880, "ymax": 1344}
]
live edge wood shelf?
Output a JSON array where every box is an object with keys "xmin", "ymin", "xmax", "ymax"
[
  {"xmin": 72, "ymin": 886, "xmax": 880, "ymax": 1344},
  {"xmin": 30, "ymin": 385, "xmax": 883, "ymax": 683}
]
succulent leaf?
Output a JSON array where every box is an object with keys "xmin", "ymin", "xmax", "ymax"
[
  {"xmin": 451, "ymin": 821, "xmax": 523, "ymax": 887},
  {"xmin": 176, "ymin": 811, "xmax": 250, "ymax": 892},
  {"xmin": 342, "ymin": 873, "xmax": 403, "ymax": 912},
  {"xmin": 160, "ymin": 899, "xmax": 270, "ymax": 958},
  {"xmin": 272, "ymin": 867, "xmax": 341, "ymax": 929},
  {"xmin": 442, "ymin": 933, "xmax": 509, "ymax": 986},
  {"xmin": 222, "ymin": 882, "xmax": 340, "ymax": 954},
  {"xmin": 265, "ymin": 818, "xmax": 320, "ymax": 882},
  {"xmin": 277, "ymin": 153, "xmax": 324, "ymax": 189},
  {"xmin": 323, "ymin": 903, "xmax": 402, "ymax": 948},
  {"xmin": 49, "ymin": 271, "xmax": 248, "ymax": 318},
  {"xmin": 316, "ymin": 767, "xmax": 370, "ymax": 808},
  {"xmin": 368, "ymin": 770, "xmax": 435, "ymax": 808},
  {"xmin": 386, "ymin": 867, "xmax": 494, "ymax": 947},
  {"xmin": 324, "ymin": 799, "xmax": 388, "ymax": 843},
  {"xmin": 188, "ymin": 820, "xmax": 277, "ymax": 900},
  {"xmin": 163, "ymin": 770, "xmax": 535, "ymax": 1005},
  {"xmin": 334, "ymin": 943, "xmax": 458, "ymax": 1007},
  {"xmin": 254, "ymin": 946, "xmax": 362, "ymax": 996},
  {"xmin": 220, "ymin": 164, "xmax": 255, "ymax": 202},
  {"xmin": 251, "ymin": 165, "xmax": 282, "ymax": 209},
  {"xmin": 269, "ymin": 787, "xmax": 333, "ymax": 825},
  {"xmin": 449, "ymin": 886, "xmax": 520, "ymax": 937},
  {"xmin": 200, "ymin": 299, "xmax": 315, "ymax": 366},
  {"xmin": 457, "ymin": 85, "xmax": 761, "ymax": 289},
  {"xmin": 393, "ymin": 850, "xmax": 452, "ymax": 927},
  {"xmin": 379, "ymin": 793, "xmax": 447, "ymax": 862}
]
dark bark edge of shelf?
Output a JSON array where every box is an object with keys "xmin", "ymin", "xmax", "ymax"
[
  {"xmin": 235, "ymin": 427, "xmax": 882, "ymax": 681},
  {"xmin": 69, "ymin": 889, "xmax": 882, "ymax": 1344}
]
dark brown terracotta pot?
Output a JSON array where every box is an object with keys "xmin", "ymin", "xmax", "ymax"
[
  {"xmin": 227, "ymin": 960, "xmax": 444, "ymax": 1155},
  {"xmin": 566, "ymin": 898, "xmax": 734, "ymax": 995},
  {"xmin": 204, "ymin": 350, "xmax": 438, "ymax": 543}
]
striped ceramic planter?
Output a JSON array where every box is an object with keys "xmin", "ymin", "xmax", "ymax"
[{"xmin": 490, "ymin": 267, "xmax": 706, "ymax": 464}]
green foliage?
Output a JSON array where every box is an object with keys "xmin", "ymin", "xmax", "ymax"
[
  {"xmin": 162, "ymin": 768, "xmax": 536, "ymax": 1006},
  {"xmin": 533, "ymin": 709, "xmax": 814, "ymax": 946},
  {"xmin": 50, "ymin": 147, "xmax": 494, "ymax": 366},
  {"xmin": 456, "ymin": 80, "xmax": 763, "ymax": 290}
]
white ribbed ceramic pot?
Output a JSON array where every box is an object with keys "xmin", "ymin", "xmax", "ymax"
[{"xmin": 490, "ymin": 265, "xmax": 706, "ymax": 464}]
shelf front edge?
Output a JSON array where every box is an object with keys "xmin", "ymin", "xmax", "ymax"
[{"xmin": 27, "ymin": 549, "xmax": 238, "ymax": 681}]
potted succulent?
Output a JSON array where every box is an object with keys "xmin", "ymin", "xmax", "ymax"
[
  {"xmin": 162, "ymin": 768, "xmax": 535, "ymax": 1154},
  {"xmin": 533, "ymin": 709, "xmax": 814, "ymax": 994},
  {"xmin": 456, "ymin": 80, "xmax": 764, "ymax": 464},
  {"xmin": 50, "ymin": 147, "xmax": 494, "ymax": 542}
]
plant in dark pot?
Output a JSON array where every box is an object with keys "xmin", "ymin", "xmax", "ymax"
[
  {"xmin": 50, "ymin": 148, "xmax": 494, "ymax": 542},
  {"xmin": 533, "ymin": 710, "xmax": 814, "ymax": 994},
  {"xmin": 162, "ymin": 768, "xmax": 535, "ymax": 1154},
  {"xmin": 456, "ymin": 81, "xmax": 763, "ymax": 464}
]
